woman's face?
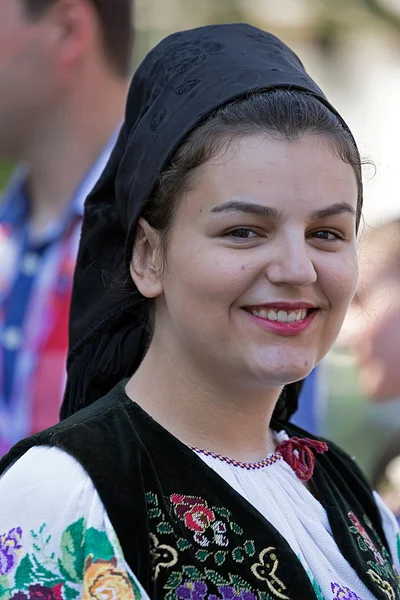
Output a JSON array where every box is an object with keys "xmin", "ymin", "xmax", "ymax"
[{"xmin": 147, "ymin": 134, "xmax": 359, "ymax": 389}]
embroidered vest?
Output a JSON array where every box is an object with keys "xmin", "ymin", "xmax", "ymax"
[{"xmin": 1, "ymin": 381, "xmax": 399, "ymax": 599}]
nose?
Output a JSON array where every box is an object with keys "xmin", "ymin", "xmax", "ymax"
[{"xmin": 265, "ymin": 236, "xmax": 317, "ymax": 287}]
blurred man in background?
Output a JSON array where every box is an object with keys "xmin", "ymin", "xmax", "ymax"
[{"xmin": 0, "ymin": 0, "xmax": 133, "ymax": 455}]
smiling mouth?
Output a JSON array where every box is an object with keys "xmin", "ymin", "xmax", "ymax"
[{"xmin": 243, "ymin": 307, "xmax": 317, "ymax": 323}]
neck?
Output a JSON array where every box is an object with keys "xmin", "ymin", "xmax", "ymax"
[
  {"xmin": 125, "ymin": 342, "xmax": 283, "ymax": 463},
  {"xmin": 23, "ymin": 78, "xmax": 128, "ymax": 235}
]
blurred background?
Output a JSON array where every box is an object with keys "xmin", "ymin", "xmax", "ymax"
[{"xmin": 1, "ymin": 0, "xmax": 400, "ymax": 517}]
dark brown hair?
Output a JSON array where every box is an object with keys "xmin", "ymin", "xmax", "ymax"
[
  {"xmin": 143, "ymin": 89, "xmax": 362, "ymax": 242},
  {"xmin": 21, "ymin": 0, "xmax": 133, "ymax": 77}
]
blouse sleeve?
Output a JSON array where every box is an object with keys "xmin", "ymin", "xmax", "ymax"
[
  {"xmin": 0, "ymin": 445, "xmax": 149, "ymax": 600},
  {"xmin": 374, "ymin": 490, "xmax": 400, "ymax": 573}
]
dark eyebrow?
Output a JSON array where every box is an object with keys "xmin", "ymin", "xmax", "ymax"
[
  {"xmin": 309, "ymin": 202, "xmax": 356, "ymax": 221},
  {"xmin": 210, "ymin": 200, "xmax": 282, "ymax": 220}
]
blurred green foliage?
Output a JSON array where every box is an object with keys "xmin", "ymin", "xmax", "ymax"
[{"xmin": 0, "ymin": 163, "xmax": 13, "ymax": 193}]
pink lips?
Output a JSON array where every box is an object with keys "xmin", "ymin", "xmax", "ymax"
[{"xmin": 242, "ymin": 304, "xmax": 318, "ymax": 335}]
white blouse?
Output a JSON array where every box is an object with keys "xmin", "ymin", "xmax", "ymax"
[{"xmin": 0, "ymin": 444, "xmax": 398, "ymax": 600}]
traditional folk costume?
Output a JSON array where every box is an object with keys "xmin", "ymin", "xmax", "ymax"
[{"xmin": 0, "ymin": 24, "xmax": 399, "ymax": 600}]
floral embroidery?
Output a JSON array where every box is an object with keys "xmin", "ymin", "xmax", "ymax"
[
  {"xmin": 0, "ymin": 528, "xmax": 22, "ymax": 576},
  {"xmin": 209, "ymin": 587, "xmax": 257, "ymax": 600},
  {"xmin": 331, "ymin": 582, "xmax": 362, "ymax": 600},
  {"xmin": 0, "ymin": 519, "xmax": 143, "ymax": 600},
  {"xmin": 171, "ymin": 495, "xmax": 216, "ymax": 534},
  {"xmin": 146, "ymin": 492, "xmax": 288, "ymax": 599},
  {"xmin": 348, "ymin": 512, "xmax": 398, "ymax": 599},
  {"xmin": 348, "ymin": 512, "xmax": 384, "ymax": 566},
  {"xmin": 10, "ymin": 583, "xmax": 63, "ymax": 599},
  {"xmin": 83, "ymin": 555, "xmax": 135, "ymax": 599},
  {"xmin": 211, "ymin": 523, "xmax": 229, "ymax": 548},
  {"xmin": 250, "ymin": 548, "xmax": 288, "ymax": 599},
  {"xmin": 175, "ymin": 579, "xmax": 259, "ymax": 600},
  {"xmin": 176, "ymin": 580, "xmax": 207, "ymax": 599}
]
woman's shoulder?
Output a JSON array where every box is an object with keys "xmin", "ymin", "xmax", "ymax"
[
  {"xmin": 0, "ymin": 381, "xmax": 137, "ymax": 479},
  {"xmin": 0, "ymin": 446, "xmax": 149, "ymax": 600},
  {"xmin": 0, "ymin": 445, "xmax": 97, "ymax": 518}
]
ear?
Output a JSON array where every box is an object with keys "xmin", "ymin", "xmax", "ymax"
[
  {"xmin": 130, "ymin": 218, "xmax": 164, "ymax": 299},
  {"xmin": 41, "ymin": 0, "xmax": 95, "ymax": 70}
]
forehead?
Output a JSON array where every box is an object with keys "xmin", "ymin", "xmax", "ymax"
[{"xmin": 178, "ymin": 134, "xmax": 358, "ymax": 218}]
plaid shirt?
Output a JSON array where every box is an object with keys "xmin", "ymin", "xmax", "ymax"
[{"xmin": 0, "ymin": 133, "xmax": 118, "ymax": 456}]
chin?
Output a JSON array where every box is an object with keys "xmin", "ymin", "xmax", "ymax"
[
  {"xmin": 251, "ymin": 364, "xmax": 314, "ymax": 387},
  {"xmin": 248, "ymin": 350, "xmax": 317, "ymax": 386}
]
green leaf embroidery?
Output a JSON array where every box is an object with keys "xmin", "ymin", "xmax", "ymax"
[
  {"xmin": 128, "ymin": 573, "xmax": 144, "ymax": 598},
  {"xmin": 214, "ymin": 507, "xmax": 231, "ymax": 519},
  {"xmin": 214, "ymin": 551, "xmax": 227, "ymax": 566},
  {"xmin": 0, "ymin": 576, "xmax": 10, "ymax": 600},
  {"xmin": 259, "ymin": 592, "xmax": 275, "ymax": 600},
  {"xmin": 62, "ymin": 584, "xmax": 81, "ymax": 600},
  {"xmin": 357, "ymin": 538, "xmax": 368, "ymax": 553},
  {"xmin": 14, "ymin": 555, "xmax": 35, "ymax": 590},
  {"xmin": 228, "ymin": 574, "xmax": 252, "ymax": 591},
  {"xmin": 306, "ymin": 569, "xmax": 326, "ymax": 600},
  {"xmin": 165, "ymin": 571, "xmax": 183, "ymax": 589},
  {"xmin": 60, "ymin": 518, "xmax": 86, "ymax": 583},
  {"xmin": 156, "ymin": 522, "xmax": 173, "ymax": 535},
  {"xmin": 205, "ymin": 569, "xmax": 229, "ymax": 586},
  {"xmin": 58, "ymin": 559, "xmax": 77, "ymax": 586},
  {"xmin": 148, "ymin": 508, "xmax": 162, "ymax": 519},
  {"xmin": 145, "ymin": 492, "xmax": 158, "ymax": 507},
  {"xmin": 195, "ymin": 549, "xmax": 210, "ymax": 562},
  {"xmin": 85, "ymin": 528, "xmax": 114, "ymax": 561},
  {"xmin": 243, "ymin": 540, "xmax": 256, "ymax": 557},
  {"xmin": 176, "ymin": 538, "xmax": 192, "ymax": 551},
  {"xmin": 30, "ymin": 555, "xmax": 61, "ymax": 587},
  {"xmin": 230, "ymin": 522, "xmax": 243, "ymax": 536},
  {"xmin": 183, "ymin": 566, "xmax": 202, "ymax": 579},
  {"xmin": 232, "ymin": 547, "xmax": 244, "ymax": 563},
  {"xmin": 311, "ymin": 579, "xmax": 325, "ymax": 600}
]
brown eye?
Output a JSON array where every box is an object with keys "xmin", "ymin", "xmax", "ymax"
[
  {"xmin": 312, "ymin": 230, "xmax": 343, "ymax": 241},
  {"xmin": 226, "ymin": 228, "xmax": 258, "ymax": 239}
]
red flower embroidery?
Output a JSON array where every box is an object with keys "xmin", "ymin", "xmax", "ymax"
[
  {"xmin": 348, "ymin": 512, "xmax": 384, "ymax": 566},
  {"xmin": 171, "ymin": 495, "xmax": 215, "ymax": 533}
]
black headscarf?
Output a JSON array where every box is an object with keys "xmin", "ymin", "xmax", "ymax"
[{"xmin": 61, "ymin": 23, "xmax": 358, "ymax": 420}]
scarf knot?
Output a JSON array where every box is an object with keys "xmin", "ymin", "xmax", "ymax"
[{"xmin": 276, "ymin": 436, "xmax": 328, "ymax": 481}]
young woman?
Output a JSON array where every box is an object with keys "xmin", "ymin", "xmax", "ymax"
[{"xmin": 0, "ymin": 23, "xmax": 399, "ymax": 600}]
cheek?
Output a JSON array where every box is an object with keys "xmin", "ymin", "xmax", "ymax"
[
  {"xmin": 321, "ymin": 253, "xmax": 359, "ymax": 311},
  {"xmin": 164, "ymin": 243, "xmax": 255, "ymax": 312}
]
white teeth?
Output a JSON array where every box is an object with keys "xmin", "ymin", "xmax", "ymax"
[
  {"xmin": 277, "ymin": 310, "xmax": 287, "ymax": 322},
  {"xmin": 249, "ymin": 308, "xmax": 308, "ymax": 322}
]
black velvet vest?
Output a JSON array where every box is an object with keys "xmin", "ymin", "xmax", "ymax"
[{"xmin": 1, "ymin": 381, "xmax": 399, "ymax": 599}]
